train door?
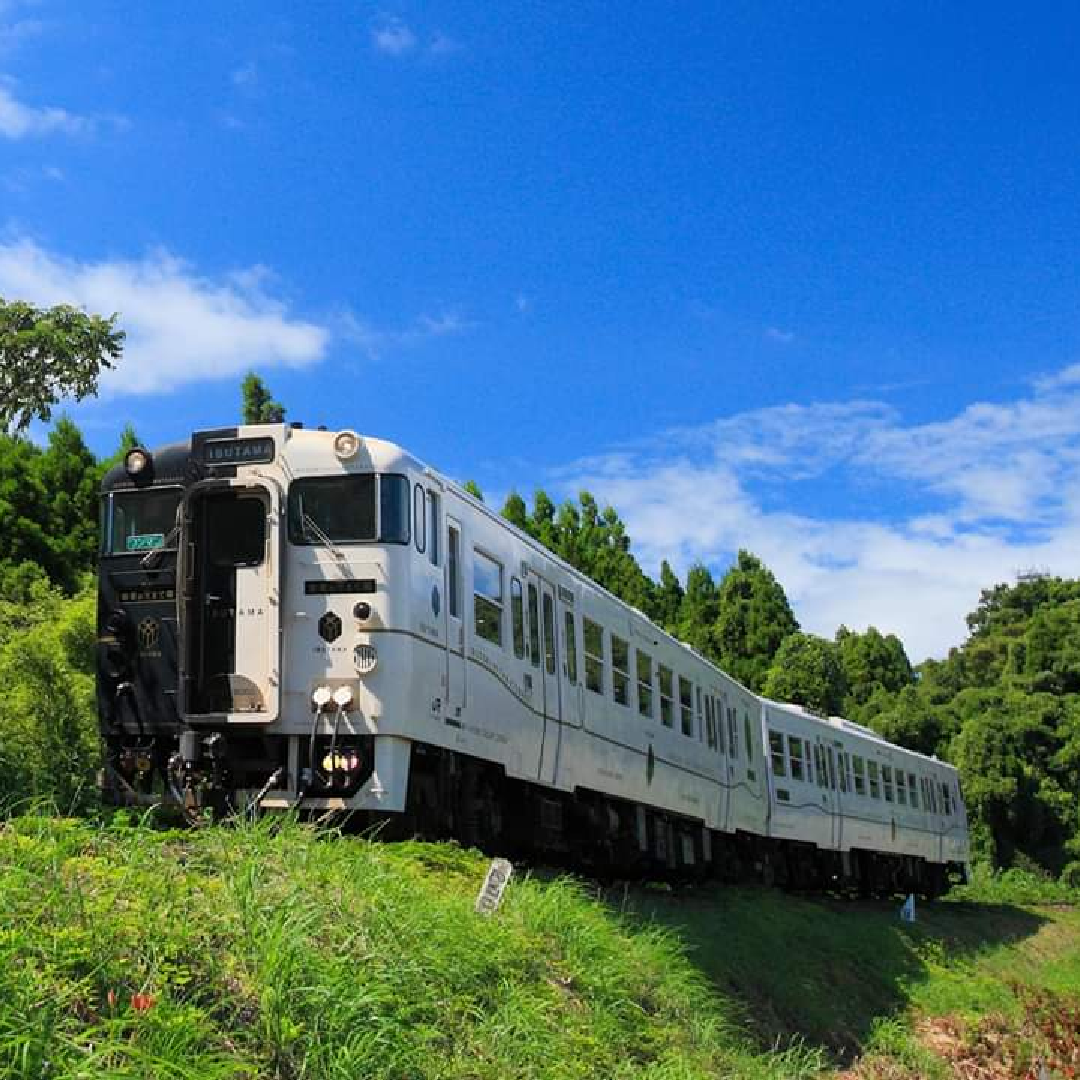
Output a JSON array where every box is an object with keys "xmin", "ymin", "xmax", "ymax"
[
  {"xmin": 180, "ymin": 481, "xmax": 280, "ymax": 722},
  {"xmin": 558, "ymin": 587, "xmax": 582, "ymax": 730},
  {"xmin": 826, "ymin": 745, "xmax": 842, "ymax": 850},
  {"xmin": 445, "ymin": 517, "xmax": 465, "ymax": 713},
  {"xmin": 536, "ymin": 576, "xmax": 563, "ymax": 783}
]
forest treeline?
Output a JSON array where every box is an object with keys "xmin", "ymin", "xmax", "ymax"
[{"xmin": 0, "ymin": 386, "xmax": 1077, "ymax": 881}]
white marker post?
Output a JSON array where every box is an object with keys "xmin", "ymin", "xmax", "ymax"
[
  {"xmin": 475, "ymin": 858, "xmax": 513, "ymax": 915},
  {"xmin": 900, "ymin": 893, "xmax": 916, "ymax": 923}
]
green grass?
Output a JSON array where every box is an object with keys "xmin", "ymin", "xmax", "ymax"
[{"xmin": 0, "ymin": 815, "xmax": 1077, "ymax": 1079}]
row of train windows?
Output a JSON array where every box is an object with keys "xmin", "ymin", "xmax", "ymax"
[
  {"xmin": 768, "ymin": 730, "xmax": 957, "ymax": 815},
  {"xmin": 467, "ymin": 544, "xmax": 754, "ymax": 757}
]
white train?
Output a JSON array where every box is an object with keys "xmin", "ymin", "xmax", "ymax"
[{"xmin": 97, "ymin": 423, "xmax": 970, "ymax": 894}]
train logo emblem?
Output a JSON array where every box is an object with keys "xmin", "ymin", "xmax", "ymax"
[{"xmin": 137, "ymin": 618, "xmax": 160, "ymax": 652}]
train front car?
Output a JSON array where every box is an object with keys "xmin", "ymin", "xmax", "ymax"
[
  {"xmin": 97, "ymin": 423, "xmax": 430, "ymax": 816},
  {"xmin": 98, "ymin": 440, "xmax": 192, "ymax": 803}
]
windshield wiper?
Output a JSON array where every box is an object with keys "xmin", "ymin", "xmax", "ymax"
[
  {"xmin": 302, "ymin": 513, "xmax": 346, "ymax": 561},
  {"xmin": 140, "ymin": 523, "xmax": 182, "ymax": 568}
]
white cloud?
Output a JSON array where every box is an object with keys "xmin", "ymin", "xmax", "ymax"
[
  {"xmin": 559, "ymin": 373, "xmax": 1080, "ymax": 661},
  {"xmin": 339, "ymin": 308, "xmax": 474, "ymax": 360},
  {"xmin": 372, "ymin": 16, "xmax": 416, "ymax": 56},
  {"xmin": 0, "ymin": 240, "xmax": 329, "ymax": 395},
  {"xmin": 0, "ymin": 83, "xmax": 91, "ymax": 139}
]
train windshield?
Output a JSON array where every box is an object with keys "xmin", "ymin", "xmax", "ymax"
[
  {"xmin": 287, "ymin": 473, "xmax": 410, "ymax": 545},
  {"xmin": 104, "ymin": 488, "xmax": 182, "ymax": 554}
]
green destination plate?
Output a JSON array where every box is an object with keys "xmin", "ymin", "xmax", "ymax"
[{"xmin": 125, "ymin": 533, "xmax": 165, "ymax": 551}]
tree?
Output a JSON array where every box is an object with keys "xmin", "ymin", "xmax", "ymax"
[
  {"xmin": 677, "ymin": 564, "xmax": 721, "ymax": 660},
  {"xmin": 0, "ymin": 299, "xmax": 124, "ymax": 432},
  {"xmin": 241, "ymin": 371, "xmax": 286, "ymax": 424},
  {"xmin": 714, "ymin": 550, "xmax": 798, "ymax": 691},
  {"xmin": 463, "ymin": 480, "xmax": 484, "ymax": 502},
  {"xmin": 654, "ymin": 561, "xmax": 684, "ymax": 633},
  {"xmin": 835, "ymin": 625, "xmax": 914, "ymax": 713},
  {"xmin": 501, "ymin": 491, "xmax": 529, "ymax": 531},
  {"xmin": 763, "ymin": 632, "xmax": 846, "ymax": 716}
]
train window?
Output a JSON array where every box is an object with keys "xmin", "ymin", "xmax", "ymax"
[
  {"xmin": 288, "ymin": 475, "xmax": 376, "ymax": 544},
  {"xmin": 612, "ymin": 636, "xmax": 630, "ymax": 707},
  {"xmin": 788, "ymin": 737, "xmax": 806, "ymax": 782},
  {"xmin": 636, "ymin": 651, "xmax": 653, "ymax": 718},
  {"xmin": 814, "ymin": 745, "xmax": 827, "ymax": 788},
  {"xmin": 542, "ymin": 592, "xmax": 556, "ymax": 674},
  {"xmin": 716, "ymin": 699, "xmax": 725, "ymax": 753},
  {"xmin": 448, "ymin": 526, "xmax": 461, "ymax": 617},
  {"xmin": 744, "ymin": 713, "xmax": 753, "ymax": 762},
  {"xmin": 696, "ymin": 688, "xmax": 704, "ymax": 742},
  {"xmin": 769, "ymin": 731, "xmax": 786, "ymax": 777},
  {"xmin": 584, "ymin": 618, "xmax": 604, "ymax": 695},
  {"xmin": 679, "ymin": 677, "xmax": 693, "ymax": 736},
  {"xmin": 658, "ymin": 665, "xmax": 674, "ymax": 727},
  {"xmin": 528, "ymin": 584, "xmax": 540, "ymax": 668},
  {"xmin": 941, "ymin": 782, "xmax": 951, "ymax": 815},
  {"xmin": 413, "ymin": 484, "xmax": 426, "ymax": 554},
  {"xmin": 106, "ymin": 488, "xmax": 181, "ymax": 554},
  {"xmin": 728, "ymin": 707, "xmax": 738, "ymax": 758},
  {"xmin": 852, "ymin": 756, "xmax": 866, "ymax": 797},
  {"xmin": 705, "ymin": 696, "xmax": 716, "ymax": 749},
  {"xmin": 867, "ymin": 761, "xmax": 881, "ymax": 799},
  {"xmin": 896, "ymin": 772, "xmax": 907, "ymax": 806},
  {"xmin": 908, "ymin": 772, "xmax": 918, "ymax": 808},
  {"xmin": 565, "ymin": 611, "xmax": 578, "ymax": 683},
  {"xmin": 511, "ymin": 578, "xmax": 525, "ymax": 659},
  {"xmin": 882, "ymin": 765, "xmax": 894, "ymax": 803},
  {"xmin": 473, "ymin": 550, "xmax": 504, "ymax": 647},
  {"xmin": 379, "ymin": 475, "xmax": 411, "ymax": 544},
  {"xmin": 827, "ymin": 750, "xmax": 837, "ymax": 790},
  {"xmin": 427, "ymin": 491, "xmax": 440, "ymax": 565}
]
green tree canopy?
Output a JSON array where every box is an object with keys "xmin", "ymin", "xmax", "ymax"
[
  {"xmin": 241, "ymin": 371, "xmax": 286, "ymax": 424},
  {"xmin": 835, "ymin": 625, "xmax": 914, "ymax": 714},
  {"xmin": 714, "ymin": 550, "xmax": 798, "ymax": 691},
  {"xmin": 763, "ymin": 631, "xmax": 846, "ymax": 716},
  {"xmin": 0, "ymin": 299, "xmax": 124, "ymax": 432},
  {"xmin": 677, "ymin": 563, "xmax": 721, "ymax": 659}
]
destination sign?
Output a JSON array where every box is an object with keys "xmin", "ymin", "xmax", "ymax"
[
  {"xmin": 126, "ymin": 533, "xmax": 164, "ymax": 551},
  {"xmin": 305, "ymin": 579, "xmax": 377, "ymax": 595},
  {"xmin": 202, "ymin": 437, "xmax": 275, "ymax": 466}
]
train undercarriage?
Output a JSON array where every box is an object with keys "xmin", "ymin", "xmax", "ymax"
[{"xmin": 102, "ymin": 729, "xmax": 961, "ymax": 900}]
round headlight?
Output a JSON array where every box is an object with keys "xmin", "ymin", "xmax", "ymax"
[
  {"xmin": 124, "ymin": 447, "xmax": 151, "ymax": 476},
  {"xmin": 334, "ymin": 430, "xmax": 360, "ymax": 460}
]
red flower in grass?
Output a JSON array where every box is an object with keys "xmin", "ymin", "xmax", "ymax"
[{"xmin": 130, "ymin": 993, "xmax": 155, "ymax": 1012}]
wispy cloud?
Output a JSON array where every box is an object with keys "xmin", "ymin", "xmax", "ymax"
[
  {"xmin": 765, "ymin": 326, "xmax": 795, "ymax": 343},
  {"xmin": 0, "ymin": 239, "xmax": 329, "ymax": 395},
  {"xmin": 231, "ymin": 62, "xmax": 258, "ymax": 91},
  {"xmin": 339, "ymin": 309, "xmax": 474, "ymax": 360},
  {"xmin": 0, "ymin": 83, "xmax": 91, "ymax": 139},
  {"xmin": 371, "ymin": 15, "xmax": 461, "ymax": 58},
  {"xmin": 557, "ymin": 374, "xmax": 1080, "ymax": 661},
  {"xmin": 371, "ymin": 16, "xmax": 417, "ymax": 56}
]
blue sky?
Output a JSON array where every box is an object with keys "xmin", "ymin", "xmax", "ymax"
[{"xmin": 4, "ymin": 2, "xmax": 1080, "ymax": 658}]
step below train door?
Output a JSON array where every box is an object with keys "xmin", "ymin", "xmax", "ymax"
[{"xmin": 180, "ymin": 481, "xmax": 281, "ymax": 723}]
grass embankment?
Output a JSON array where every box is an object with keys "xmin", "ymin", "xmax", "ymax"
[{"xmin": 0, "ymin": 816, "xmax": 1077, "ymax": 1080}]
